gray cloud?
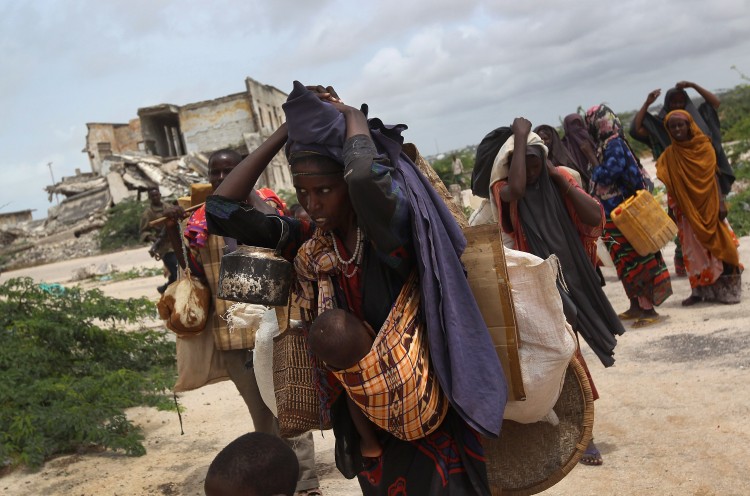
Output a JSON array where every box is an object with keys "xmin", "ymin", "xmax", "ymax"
[{"xmin": 2, "ymin": 0, "xmax": 749, "ymax": 218}]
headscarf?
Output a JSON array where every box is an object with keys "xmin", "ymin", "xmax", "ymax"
[
  {"xmin": 656, "ymin": 110, "xmax": 739, "ymax": 266},
  {"xmin": 488, "ymin": 131, "xmax": 548, "ymax": 217},
  {"xmin": 491, "ymin": 132, "xmax": 623, "ymax": 366},
  {"xmin": 472, "ymin": 126, "xmax": 514, "ymax": 198},
  {"xmin": 256, "ymin": 187, "xmax": 286, "ymax": 214},
  {"xmin": 562, "ymin": 113, "xmax": 598, "ymax": 172},
  {"xmin": 658, "ymin": 88, "xmax": 704, "ymax": 124},
  {"xmin": 283, "ymin": 82, "xmax": 507, "ymax": 437},
  {"xmin": 535, "ymin": 124, "xmax": 590, "ymax": 189},
  {"xmin": 585, "ymin": 104, "xmax": 624, "ymax": 156},
  {"xmin": 282, "ymin": 81, "xmax": 347, "ymax": 165}
]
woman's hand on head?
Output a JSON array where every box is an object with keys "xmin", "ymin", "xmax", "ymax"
[
  {"xmin": 645, "ymin": 88, "xmax": 661, "ymax": 106},
  {"xmin": 306, "ymin": 84, "xmax": 362, "ymax": 117},
  {"xmin": 511, "ymin": 117, "xmax": 532, "ymax": 137},
  {"xmin": 306, "ymin": 84, "xmax": 343, "ymax": 103},
  {"xmin": 675, "ymin": 81, "xmax": 694, "ymax": 90}
]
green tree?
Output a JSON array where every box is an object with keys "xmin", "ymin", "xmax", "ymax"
[{"xmin": 97, "ymin": 199, "xmax": 147, "ymax": 252}]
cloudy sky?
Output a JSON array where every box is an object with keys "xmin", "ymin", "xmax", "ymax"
[{"xmin": 2, "ymin": 0, "xmax": 750, "ymax": 219}]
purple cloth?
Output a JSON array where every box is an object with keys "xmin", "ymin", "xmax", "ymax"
[
  {"xmin": 370, "ymin": 119, "xmax": 507, "ymax": 437},
  {"xmin": 282, "ymin": 82, "xmax": 507, "ymax": 437},
  {"xmin": 282, "ymin": 81, "xmax": 347, "ymax": 164}
]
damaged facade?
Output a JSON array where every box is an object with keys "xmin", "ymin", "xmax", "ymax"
[
  {"xmin": 47, "ymin": 77, "xmax": 291, "ymax": 231},
  {"xmin": 0, "ymin": 77, "xmax": 292, "ymax": 271}
]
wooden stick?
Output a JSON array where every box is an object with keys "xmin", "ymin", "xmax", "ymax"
[{"xmin": 148, "ymin": 202, "xmax": 205, "ymax": 227}]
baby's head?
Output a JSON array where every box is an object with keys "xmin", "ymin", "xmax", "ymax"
[
  {"xmin": 204, "ymin": 432, "xmax": 298, "ymax": 496},
  {"xmin": 308, "ymin": 309, "xmax": 374, "ymax": 370}
]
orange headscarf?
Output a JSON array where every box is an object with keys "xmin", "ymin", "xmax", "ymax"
[{"xmin": 656, "ymin": 110, "xmax": 739, "ymax": 266}]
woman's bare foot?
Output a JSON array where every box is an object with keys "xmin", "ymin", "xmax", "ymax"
[
  {"xmin": 632, "ymin": 309, "xmax": 662, "ymax": 328},
  {"xmin": 617, "ymin": 308, "xmax": 642, "ymax": 320}
]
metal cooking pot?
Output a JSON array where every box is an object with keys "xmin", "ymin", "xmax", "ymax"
[{"xmin": 217, "ymin": 221, "xmax": 292, "ymax": 306}]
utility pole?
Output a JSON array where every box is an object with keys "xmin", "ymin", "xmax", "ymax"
[{"xmin": 48, "ymin": 161, "xmax": 59, "ymax": 205}]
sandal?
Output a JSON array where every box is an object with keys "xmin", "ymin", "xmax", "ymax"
[
  {"xmin": 617, "ymin": 309, "xmax": 641, "ymax": 320},
  {"xmin": 580, "ymin": 442, "xmax": 603, "ymax": 466},
  {"xmin": 632, "ymin": 316, "xmax": 661, "ymax": 328}
]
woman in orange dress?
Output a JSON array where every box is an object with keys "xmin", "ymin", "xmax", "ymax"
[{"xmin": 656, "ymin": 110, "xmax": 742, "ymax": 305}]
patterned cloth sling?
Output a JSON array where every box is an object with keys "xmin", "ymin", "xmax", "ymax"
[
  {"xmin": 295, "ymin": 231, "xmax": 448, "ymax": 441},
  {"xmin": 330, "ymin": 271, "xmax": 449, "ymax": 441}
]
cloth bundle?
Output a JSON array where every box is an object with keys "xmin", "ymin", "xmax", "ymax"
[{"xmin": 157, "ymin": 269, "xmax": 211, "ymax": 337}]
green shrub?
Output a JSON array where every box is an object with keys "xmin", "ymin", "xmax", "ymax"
[
  {"xmin": 431, "ymin": 151, "xmax": 475, "ymax": 188},
  {"xmin": 97, "ymin": 199, "xmax": 147, "ymax": 252},
  {"xmin": 0, "ymin": 278, "xmax": 176, "ymax": 469},
  {"xmin": 727, "ymin": 151, "xmax": 750, "ymax": 237},
  {"xmin": 718, "ymin": 84, "xmax": 750, "ymax": 142}
]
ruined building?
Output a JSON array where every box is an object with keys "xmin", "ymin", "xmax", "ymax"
[{"xmin": 45, "ymin": 77, "xmax": 291, "ymax": 230}]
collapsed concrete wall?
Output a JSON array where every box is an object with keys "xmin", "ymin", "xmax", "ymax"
[
  {"xmin": 85, "ymin": 120, "xmax": 142, "ymax": 175},
  {"xmin": 180, "ymin": 93, "xmax": 254, "ymax": 154}
]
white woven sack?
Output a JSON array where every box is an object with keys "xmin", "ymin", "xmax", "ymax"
[
  {"xmin": 253, "ymin": 309, "xmax": 281, "ymax": 416},
  {"xmin": 503, "ymin": 248, "xmax": 577, "ymax": 424},
  {"xmin": 222, "ymin": 302, "xmax": 266, "ymax": 350}
]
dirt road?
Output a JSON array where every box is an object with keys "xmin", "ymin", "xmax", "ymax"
[{"xmin": 2, "ymin": 239, "xmax": 749, "ymax": 496}]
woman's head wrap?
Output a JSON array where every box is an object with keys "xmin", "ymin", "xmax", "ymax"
[
  {"xmin": 282, "ymin": 81, "xmax": 347, "ymax": 165},
  {"xmin": 534, "ymin": 125, "xmax": 578, "ymax": 167},
  {"xmin": 666, "ymin": 110, "xmax": 690, "ymax": 125},
  {"xmin": 584, "ymin": 104, "xmax": 623, "ymax": 148},
  {"xmin": 472, "ymin": 126, "xmax": 514, "ymax": 198}
]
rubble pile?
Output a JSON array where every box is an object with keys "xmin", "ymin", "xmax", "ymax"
[
  {"xmin": 1, "ymin": 230, "xmax": 100, "ymax": 271},
  {"xmin": 2, "ymin": 152, "xmax": 209, "ymax": 271}
]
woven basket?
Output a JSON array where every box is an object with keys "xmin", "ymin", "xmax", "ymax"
[
  {"xmin": 483, "ymin": 356, "xmax": 594, "ymax": 496},
  {"xmin": 273, "ymin": 324, "xmax": 331, "ymax": 437},
  {"xmin": 611, "ymin": 189, "xmax": 677, "ymax": 256}
]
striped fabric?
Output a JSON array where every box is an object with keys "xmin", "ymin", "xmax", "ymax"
[
  {"xmin": 331, "ymin": 272, "xmax": 449, "ymax": 441},
  {"xmin": 602, "ymin": 219, "xmax": 672, "ymax": 305},
  {"xmin": 200, "ymin": 235, "xmax": 257, "ymax": 351}
]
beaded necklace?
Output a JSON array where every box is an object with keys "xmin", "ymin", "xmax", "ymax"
[{"xmin": 330, "ymin": 227, "xmax": 363, "ymax": 278}]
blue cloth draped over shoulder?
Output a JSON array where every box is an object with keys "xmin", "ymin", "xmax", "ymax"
[
  {"xmin": 283, "ymin": 81, "xmax": 506, "ymax": 438},
  {"xmin": 369, "ymin": 117, "xmax": 506, "ymax": 438}
]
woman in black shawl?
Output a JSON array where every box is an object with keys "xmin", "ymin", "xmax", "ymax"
[
  {"xmin": 534, "ymin": 124, "xmax": 591, "ymax": 191},
  {"xmin": 488, "ymin": 117, "xmax": 626, "ymax": 466},
  {"xmin": 562, "ymin": 113, "xmax": 600, "ymax": 191}
]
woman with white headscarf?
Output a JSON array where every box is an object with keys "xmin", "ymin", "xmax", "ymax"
[{"xmin": 487, "ymin": 117, "xmax": 625, "ymax": 466}]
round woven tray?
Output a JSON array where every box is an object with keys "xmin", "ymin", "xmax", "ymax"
[{"xmin": 483, "ymin": 356, "xmax": 595, "ymax": 495}]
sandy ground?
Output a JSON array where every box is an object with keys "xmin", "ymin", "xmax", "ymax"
[{"xmin": 2, "ymin": 238, "xmax": 749, "ymax": 496}]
